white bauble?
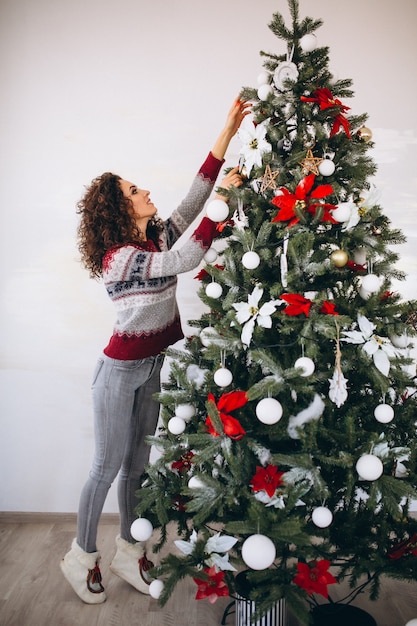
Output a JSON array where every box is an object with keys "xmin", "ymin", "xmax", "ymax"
[
  {"xmin": 242, "ymin": 534, "xmax": 276, "ymax": 570},
  {"xmin": 188, "ymin": 475, "xmax": 204, "ymax": 489},
  {"xmin": 405, "ymin": 620, "xmax": 417, "ymax": 626},
  {"xmin": 294, "ymin": 356, "xmax": 315, "ymax": 377},
  {"xmin": 214, "ymin": 367, "xmax": 233, "ymax": 387},
  {"xmin": 205, "ymin": 282, "xmax": 223, "ymax": 299},
  {"xmin": 300, "ymin": 33, "xmax": 317, "ymax": 52},
  {"xmin": 131, "ymin": 518, "xmax": 153, "ymax": 542},
  {"xmin": 318, "ymin": 159, "xmax": 335, "ymax": 176},
  {"xmin": 168, "ymin": 416, "xmax": 186, "ymax": 435},
  {"xmin": 175, "ymin": 404, "xmax": 196, "ymax": 421},
  {"xmin": 312, "ymin": 506, "xmax": 333, "ymax": 528},
  {"xmin": 207, "ymin": 199, "xmax": 229, "ymax": 222},
  {"xmin": 353, "ymin": 247, "xmax": 367, "ymax": 265},
  {"xmin": 257, "ymin": 71, "xmax": 270, "ymax": 85},
  {"xmin": 374, "ymin": 403, "xmax": 394, "ymax": 424},
  {"xmin": 361, "ymin": 274, "xmax": 381, "ymax": 293},
  {"xmin": 204, "ymin": 247, "xmax": 218, "ymax": 263},
  {"xmin": 242, "ymin": 251, "xmax": 260, "ymax": 269},
  {"xmin": 356, "ymin": 454, "xmax": 384, "ymax": 481},
  {"xmin": 331, "ymin": 203, "xmax": 352, "ymax": 223},
  {"xmin": 358, "ymin": 286, "xmax": 372, "ymax": 300},
  {"xmin": 390, "ymin": 333, "xmax": 409, "ymax": 349},
  {"xmin": 257, "ymin": 84, "xmax": 273, "ymax": 101},
  {"xmin": 256, "ymin": 397, "xmax": 283, "ymax": 425},
  {"xmin": 200, "ymin": 327, "xmax": 219, "ymax": 347},
  {"xmin": 149, "ymin": 579, "xmax": 164, "ymax": 599}
]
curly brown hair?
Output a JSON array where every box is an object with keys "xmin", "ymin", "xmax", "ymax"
[{"xmin": 76, "ymin": 172, "xmax": 163, "ymax": 278}]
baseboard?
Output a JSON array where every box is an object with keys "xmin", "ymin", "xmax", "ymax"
[{"xmin": 0, "ymin": 511, "xmax": 120, "ymax": 524}]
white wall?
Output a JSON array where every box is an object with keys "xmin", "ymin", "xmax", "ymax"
[{"xmin": 1, "ymin": 0, "xmax": 416, "ymax": 513}]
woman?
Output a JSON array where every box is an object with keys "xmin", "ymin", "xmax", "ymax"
[{"xmin": 60, "ymin": 97, "xmax": 251, "ymax": 604}]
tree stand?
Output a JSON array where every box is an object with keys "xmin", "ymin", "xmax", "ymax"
[
  {"xmin": 221, "ymin": 571, "xmax": 289, "ymax": 626},
  {"xmin": 311, "ymin": 603, "xmax": 377, "ymax": 626}
]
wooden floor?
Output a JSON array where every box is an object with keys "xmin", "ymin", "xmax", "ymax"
[{"xmin": 0, "ymin": 513, "xmax": 416, "ymax": 626}]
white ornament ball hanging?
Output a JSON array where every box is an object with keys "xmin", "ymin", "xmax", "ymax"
[
  {"xmin": 206, "ymin": 199, "xmax": 229, "ymax": 222},
  {"xmin": 242, "ymin": 250, "xmax": 260, "ymax": 270},
  {"xmin": 205, "ymin": 282, "xmax": 223, "ymax": 299},
  {"xmin": 361, "ymin": 274, "xmax": 381, "ymax": 294},
  {"xmin": 188, "ymin": 475, "xmax": 204, "ymax": 489},
  {"xmin": 204, "ymin": 247, "xmax": 218, "ymax": 263},
  {"xmin": 214, "ymin": 367, "xmax": 233, "ymax": 387},
  {"xmin": 256, "ymin": 397, "xmax": 283, "ymax": 425},
  {"xmin": 168, "ymin": 416, "xmax": 186, "ymax": 435},
  {"xmin": 312, "ymin": 506, "xmax": 333, "ymax": 528},
  {"xmin": 175, "ymin": 404, "xmax": 196, "ymax": 421},
  {"xmin": 131, "ymin": 518, "xmax": 153, "ymax": 542},
  {"xmin": 257, "ymin": 84, "xmax": 273, "ymax": 101},
  {"xmin": 242, "ymin": 534, "xmax": 276, "ymax": 570},
  {"xmin": 300, "ymin": 33, "xmax": 317, "ymax": 52},
  {"xmin": 149, "ymin": 579, "xmax": 164, "ymax": 599},
  {"xmin": 331, "ymin": 203, "xmax": 352, "ymax": 223},
  {"xmin": 358, "ymin": 286, "xmax": 372, "ymax": 300},
  {"xmin": 356, "ymin": 454, "xmax": 384, "ymax": 481},
  {"xmin": 200, "ymin": 327, "xmax": 219, "ymax": 347},
  {"xmin": 390, "ymin": 333, "xmax": 409, "ymax": 349},
  {"xmin": 353, "ymin": 247, "xmax": 367, "ymax": 265},
  {"xmin": 294, "ymin": 356, "xmax": 315, "ymax": 377},
  {"xmin": 405, "ymin": 620, "xmax": 417, "ymax": 626},
  {"xmin": 318, "ymin": 159, "xmax": 335, "ymax": 177},
  {"xmin": 374, "ymin": 403, "xmax": 395, "ymax": 424},
  {"xmin": 257, "ymin": 70, "xmax": 270, "ymax": 85}
]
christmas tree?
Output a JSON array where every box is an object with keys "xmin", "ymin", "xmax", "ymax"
[{"xmin": 135, "ymin": 1, "xmax": 417, "ymax": 623}]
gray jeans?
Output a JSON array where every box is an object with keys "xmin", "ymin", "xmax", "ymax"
[{"xmin": 77, "ymin": 352, "xmax": 164, "ymax": 553}]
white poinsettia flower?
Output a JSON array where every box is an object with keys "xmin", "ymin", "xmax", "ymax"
[
  {"xmin": 206, "ymin": 552, "xmax": 237, "ymax": 572},
  {"xmin": 342, "ymin": 314, "xmax": 399, "ymax": 376},
  {"xmin": 174, "ymin": 529, "xmax": 198, "ymax": 555},
  {"xmin": 205, "ymin": 532, "xmax": 237, "ymax": 554},
  {"xmin": 238, "ymin": 118, "xmax": 272, "ymax": 176},
  {"xmin": 175, "ymin": 531, "xmax": 238, "ymax": 571},
  {"xmin": 232, "ymin": 284, "xmax": 280, "ymax": 347},
  {"xmin": 254, "ymin": 491, "xmax": 286, "ymax": 509},
  {"xmin": 359, "ymin": 183, "xmax": 381, "ymax": 211}
]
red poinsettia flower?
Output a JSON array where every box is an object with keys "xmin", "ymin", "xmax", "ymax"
[
  {"xmin": 320, "ymin": 301, "xmax": 339, "ymax": 316},
  {"xmin": 206, "ymin": 391, "xmax": 248, "ymax": 440},
  {"xmin": 193, "ymin": 566, "xmax": 230, "ymax": 604},
  {"xmin": 280, "ymin": 293, "xmax": 312, "ymax": 317},
  {"xmin": 300, "ymin": 88, "xmax": 351, "ymax": 138},
  {"xmin": 172, "ymin": 451, "xmax": 195, "ymax": 474},
  {"xmin": 250, "ymin": 464, "xmax": 285, "ymax": 497},
  {"xmin": 293, "ymin": 559, "xmax": 338, "ymax": 598},
  {"xmin": 194, "ymin": 265, "xmax": 225, "ymax": 280},
  {"xmin": 271, "ymin": 174, "xmax": 336, "ymax": 226}
]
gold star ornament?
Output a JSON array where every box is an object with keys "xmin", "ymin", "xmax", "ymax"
[
  {"xmin": 260, "ymin": 164, "xmax": 280, "ymax": 193},
  {"xmin": 299, "ymin": 148, "xmax": 323, "ymax": 175}
]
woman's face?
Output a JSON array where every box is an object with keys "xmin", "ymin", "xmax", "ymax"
[{"xmin": 119, "ymin": 179, "xmax": 157, "ymax": 229}]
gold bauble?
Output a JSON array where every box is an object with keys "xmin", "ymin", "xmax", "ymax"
[
  {"xmin": 330, "ymin": 249, "xmax": 348, "ymax": 267},
  {"xmin": 358, "ymin": 126, "xmax": 373, "ymax": 142}
]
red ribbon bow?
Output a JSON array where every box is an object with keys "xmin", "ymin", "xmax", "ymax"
[
  {"xmin": 388, "ymin": 533, "xmax": 417, "ymax": 560},
  {"xmin": 301, "ymin": 87, "xmax": 351, "ymax": 138},
  {"xmin": 271, "ymin": 174, "xmax": 336, "ymax": 226},
  {"xmin": 206, "ymin": 391, "xmax": 247, "ymax": 440}
]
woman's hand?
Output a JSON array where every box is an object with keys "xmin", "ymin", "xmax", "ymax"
[
  {"xmin": 211, "ymin": 97, "xmax": 252, "ymax": 161},
  {"xmin": 215, "ymin": 166, "xmax": 243, "ymax": 200},
  {"xmin": 223, "ymin": 97, "xmax": 252, "ymax": 138}
]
